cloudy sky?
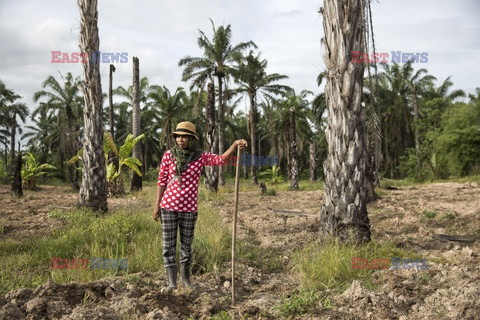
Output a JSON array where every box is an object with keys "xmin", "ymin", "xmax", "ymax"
[{"xmin": 1, "ymin": 0, "xmax": 479, "ymax": 118}]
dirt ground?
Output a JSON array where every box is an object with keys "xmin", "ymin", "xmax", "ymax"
[{"xmin": 0, "ymin": 181, "xmax": 479, "ymax": 319}]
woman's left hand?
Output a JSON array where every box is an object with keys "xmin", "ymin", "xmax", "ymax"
[{"xmin": 234, "ymin": 139, "xmax": 248, "ymax": 149}]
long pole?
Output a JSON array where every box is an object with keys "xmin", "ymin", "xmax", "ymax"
[{"xmin": 231, "ymin": 145, "xmax": 241, "ymax": 305}]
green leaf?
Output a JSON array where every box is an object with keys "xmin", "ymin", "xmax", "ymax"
[
  {"xmin": 104, "ymin": 131, "xmax": 118, "ymax": 156},
  {"xmin": 106, "ymin": 163, "xmax": 117, "ymax": 182},
  {"xmin": 124, "ymin": 159, "xmax": 142, "ymax": 177},
  {"xmin": 67, "ymin": 149, "xmax": 84, "ymax": 165},
  {"xmin": 119, "ymin": 134, "xmax": 135, "ymax": 160}
]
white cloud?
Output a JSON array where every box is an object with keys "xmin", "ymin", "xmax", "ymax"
[{"xmin": 0, "ymin": 0, "xmax": 478, "ymax": 121}]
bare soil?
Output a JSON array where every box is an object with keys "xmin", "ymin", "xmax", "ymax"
[{"xmin": 0, "ymin": 182, "xmax": 479, "ymax": 319}]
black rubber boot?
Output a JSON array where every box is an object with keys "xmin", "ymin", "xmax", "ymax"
[
  {"xmin": 180, "ymin": 264, "xmax": 195, "ymax": 289},
  {"xmin": 162, "ymin": 267, "xmax": 177, "ymax": 293}
]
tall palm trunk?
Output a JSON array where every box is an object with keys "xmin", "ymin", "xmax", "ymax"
[
  {"xmin": 243, "ymin": 162, "xmax": 249, "ymax": 180},
  {"xmin": 3, "ymin": 143, "xmax": 7, "ymax": 173},
  {"xmin": 77, "ymin": 0, "xmax": 107, "ymax": 212},
  {"xmin": 131, "ymin": 56, "xmax": 142, "ymax": 191},
  {"xmin": 309, "ymin": 142, "xmax": 316, "ymax": 181},
  {"xmin": 413, "ymin": 84, "xmax": 420, "ymax": 156},
  {"xmin": 319, "ymin": 0, "xmax": 371, "ymax": 243},
  {"xmin": 249, "ymin": 93, "xmax": 258, "ymax": 184},
  {"xmin": 217, "ymin": 75, "xmax": 225, "ymax": 185},
  {"xmin": 205, "ymin": 79, "xmax": 218, "ymax": 192},
  {"xmin": 11, "ymin": 152, "xmax": 22, "ymax": 197},
  {"xmin": 366, "ymin": 139, "xmax": 379, "ymax": 202},
  {"xmin": 289, "ymin": 106, "xmax": 299, "ymax": 190},
  {"xmin": 109, "ymin": 64, "xmax": 116, "ymax": 140},
  {"xmin": 285, "ymin": 122, "xmax": 291, "ymax": 180},
  {"xmin": 107, "ymin": 63, "xmax": 118, "ymax": 181},
  {"xmin": 9, "ymin": 113, "xmax": 16, "ymax": 176}
]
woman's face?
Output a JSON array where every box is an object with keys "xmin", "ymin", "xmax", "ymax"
[{"xmin": 175, "ymin": 135, "xmax": 191, "ymax": 149}]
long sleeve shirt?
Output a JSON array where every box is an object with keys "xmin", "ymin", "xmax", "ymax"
[{"xmin": 157, "ymin": 150, "xmax": 226, "ymax": 212}]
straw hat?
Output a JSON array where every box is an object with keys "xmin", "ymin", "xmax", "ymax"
[{"xmin": 170, "ymin": 121, "xmax": 199, "ymax": 140}]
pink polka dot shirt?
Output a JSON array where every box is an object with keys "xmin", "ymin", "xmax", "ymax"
[{"xmin": 157, "ymin": 150, "xmax": 226, "ymax": 212}]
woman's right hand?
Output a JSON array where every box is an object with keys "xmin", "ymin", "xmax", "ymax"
[{"xmin": 153, "ymin": 207, "xmax": 160, "ymax": 222}]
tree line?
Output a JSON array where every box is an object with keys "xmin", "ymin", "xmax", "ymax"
[{"xmin": 1, "ymin": 22, "xmax": 479, "ymax": 193}]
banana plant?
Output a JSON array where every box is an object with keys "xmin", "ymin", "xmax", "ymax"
[
  {"xmin": 104, "ymin": 131, "xmax": 145, "ymax": 183},
  {"xmin": 22, "ymin": 152, "xmax": 56, "ymax": 190},
  {"xmin": 68, "ymin": 132, "xmax": 144, "ymax": 196},
  {"xmin": 260, "ymin": 165, "xmax": 284, "ymax": 185}
]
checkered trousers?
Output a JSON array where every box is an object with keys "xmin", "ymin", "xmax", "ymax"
[{"xmin": 160, "ymin": 208, "xmax": 198, "ymax": 268}]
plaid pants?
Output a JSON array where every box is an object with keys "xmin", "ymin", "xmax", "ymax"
[{"xmin": 160, "ymin": 208, "xmax": 198, "ymax": 268}]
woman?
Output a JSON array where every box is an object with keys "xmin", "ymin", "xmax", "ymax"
[{"xmin": 153, "ymin": 121, "xmax": 247, "ymax": 292}]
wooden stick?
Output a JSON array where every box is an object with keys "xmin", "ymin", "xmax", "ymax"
[{"xmin": 232, "ymin": 145, "xmax": 241, "ymax": 305}]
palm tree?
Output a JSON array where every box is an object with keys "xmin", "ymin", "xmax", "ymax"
[
  {"xmin": 77, "ymin": 0, "xmax": 107, "ymax": 212},
  {"xmin": 262, "ymin": 90, "xmax": 312, "ymax": 182},
  {"xmin": 415, "ymin": 77, "xmax": 465, "ymax": 179},
  {"xmin": 232, "ymin": 51, "xmax": 289, "ymax": 184},
  {"xmin": 319, "ymin": 0, "xmax": 371, "ymax": 243},
  {"xmin": 139, "ymin": 106, "xmax": 162, "ymax": 170},
  {"xmin": 147, "ymin": 85, "xmax": 188, "ymax": 150},
  {"xmin": 6, "ymin": 102, "xmax": 29, "ymax": 173},
  {"xmin": 0, "ymin": 81, "xmax": 16, "ymax": 161},
  {"xmin": 284, "ymin": 90, "xmax": 314, "ymax": 189},
  {"xmin": 113, "ymin": 76, "xmax": 150, "ymax": 144},
  {"xmin": 0, "ymin": 81, "xmax": 29, "ymax": 176},
  {"xmin": 33, "ymin": 72, "xmax": 83, "ymax": 188},
  {"xmin": 373, "ymin": 62, "xmax": 436, "ymax": 177},
  {"xmin": 312, "ymin": 72, "xmax": 327, "ymax": 126},
  {"xmin": 108, "ymin": 64, "xmax": 116, "ymax": 140},
  {"xmin": 178, "ymin": 19, "xmax": 256, "ymax": 185},
  {"xmin": 289, "ymin": 104, "xmax": 299, "ymax": 190},
  {"xmin": 112, "ymin": 101, "xmax": 131, "ymax": 148},
  {"xmin": 204, "ymin": 77, "xmax": 219, "ymax": 191},
  {"xmin": 23, "ymin": 104, "xmax": 58, "ymax": 163},
  {"xmin": 468, "ymin": 87, "xmax": 480, "ymax": 104},
  {"xmin": 2, "ymin": 94, "xmax": 28, "ymax": 197},
  {"xmin": 131, "ymin": 56, "xmax": 142, "ymax": 191},
  {"xmin": 0, "ymin": 80, "xmax": 13, "ymax": 125},
  {"xmin": 311, "ymin": 72, "xmax": 328, "ymax": 182},
  {"xmin": 224, "ymin": 110, "xmax": 249, "ymax": 178}
]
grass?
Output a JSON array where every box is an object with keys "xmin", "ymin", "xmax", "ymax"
[
  {"xmin": 1, "ymin": 174, "xmax": 453, "ymax": 304},
  {"xmin": 237, "ymin": 241, "xmax": 284, "ymax": 273},
  {"xmin": 0, "ymin": 218, "xmax": 6, "ymax": 236},
  {"xmin": 206, "ymin": 311, "xmax": 230, "ymax": 320},
  {"xmin": 265, "ymin": 189, "xmax": 276, "ymax": 196},
  {"xmin": 274, "ymin": 290, "xmax": 331, "ymax": 318},
  {"xmin": 293, "ymin": 237, "xmax": 418, "ymax": 292},
  {"xmin": 422, "ymin": 210, "xmax": 437, "ymax": 219},
  {"xmin": 192, "ymin": 202, "xmax": 231, "ymax": 273},
  {"xmin": 0, "ymin": 208, "xmax": 164, "ymax": 294},
  {"xmin": 441, "ymin": 212, "xmax": 456, "ymax": 220},
  {"xmin": 420, "ymin": 209, "xmax": 455, "ymax": 221},
  {"xmin": 0, "ymin": 186, "xmax": 233, "ymax": 295},
  {"xmin": 442, "ymin": 174, "xmax": 480, "ymax": 185}
]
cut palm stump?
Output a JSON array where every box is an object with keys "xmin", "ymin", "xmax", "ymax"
[{"xmin": 432, "ymin": 233, "xmax": 477, "ymax": 243}]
